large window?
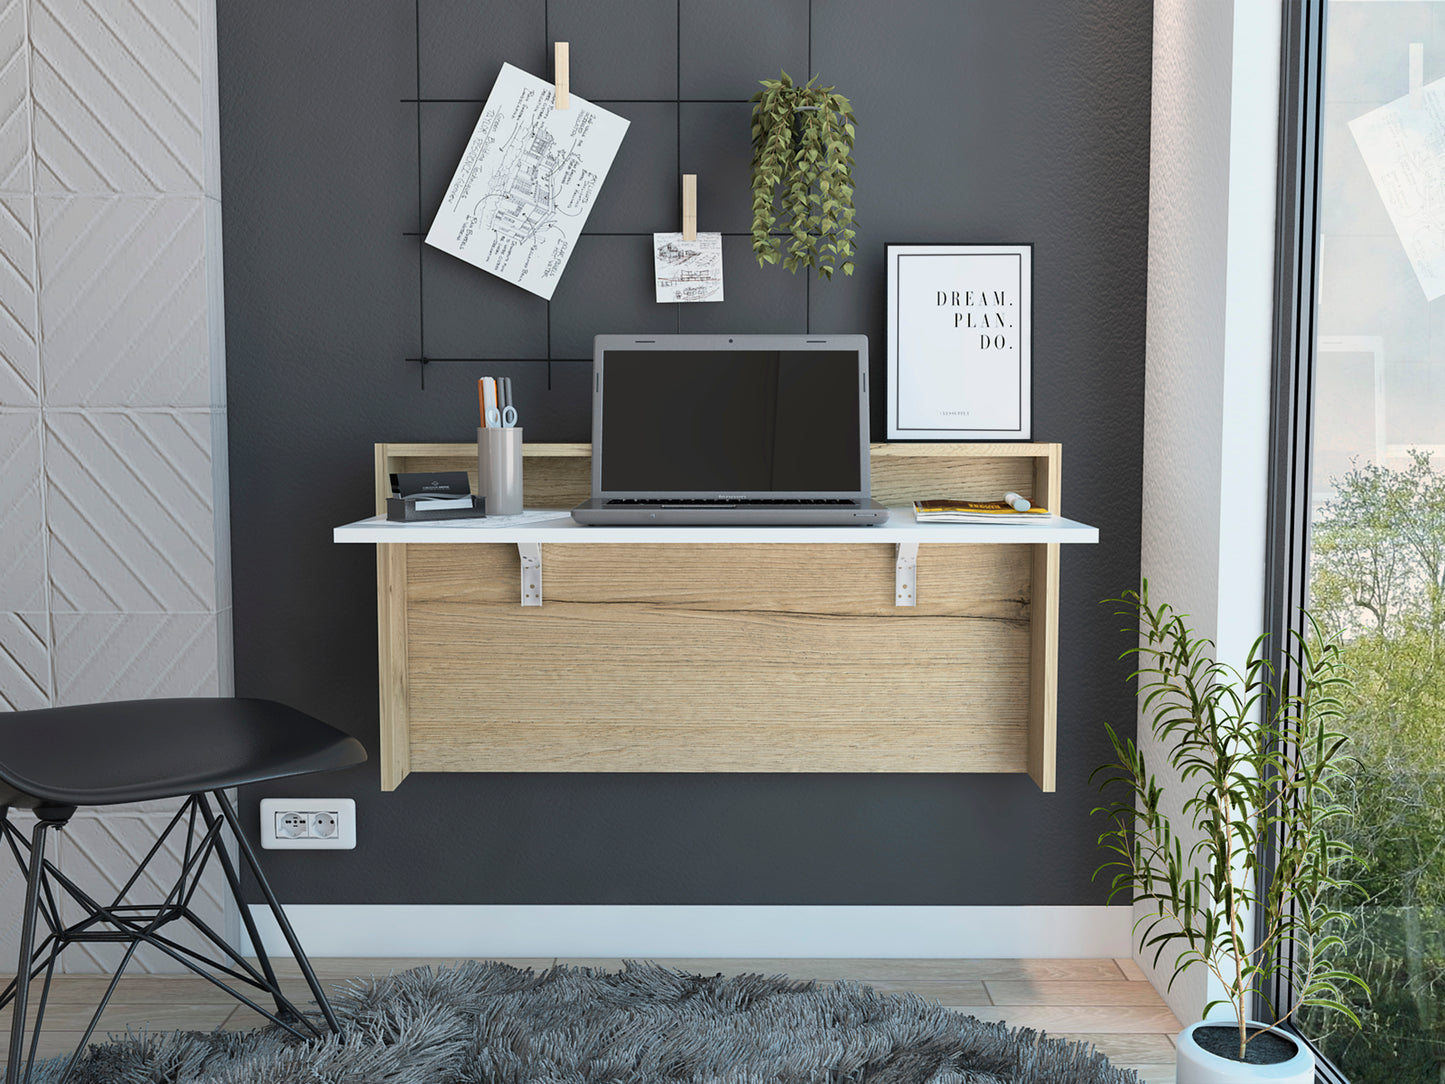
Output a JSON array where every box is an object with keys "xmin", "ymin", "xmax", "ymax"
[{"xmin": 1280, "ymin": 3, "xmax": 1445, "ymax": 1080}]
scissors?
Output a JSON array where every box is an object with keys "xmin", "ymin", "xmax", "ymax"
[{"xmin": 497, "ymin": 377, "xmax": 518, "ymax": 428}]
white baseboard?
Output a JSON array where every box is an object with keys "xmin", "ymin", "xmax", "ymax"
[{"xmin": 243, "ymin": 905, "xmax": 1132, "ymax": 959}]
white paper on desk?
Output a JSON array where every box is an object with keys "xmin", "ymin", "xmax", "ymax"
[
  {"xmin": 1350, "ymin": 79, "xmax": 1445, "ymax": 299},
  {"xmin": 425, "ymin": 63, "xmax": 629, "ymax": 300},
  {"xmin": 652, "ymin": 232, "xmax": 724, "ymax": 302}
]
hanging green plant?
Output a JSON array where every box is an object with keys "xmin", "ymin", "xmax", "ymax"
[{"xmin": 749, "ymin": 71, "xmax": 856, "ymax": 279}]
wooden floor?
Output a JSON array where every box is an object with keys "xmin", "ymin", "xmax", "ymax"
[{"xmin": 1, "ymin": 957, "xmax": 1183, "ymax": 1083}]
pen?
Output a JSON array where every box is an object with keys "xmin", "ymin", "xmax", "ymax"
[{"xmin": 482, "ymin": 377, "xmax": 499, "ymax": 428}]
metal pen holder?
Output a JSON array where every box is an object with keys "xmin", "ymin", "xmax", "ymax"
[{"xmin": 477, "ymin": 427, "xmax": 523, "ymax": 515}]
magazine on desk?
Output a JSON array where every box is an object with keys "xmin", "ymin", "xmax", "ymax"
[{"xmin": 913, "ymin": 499, "xmax": 1052, "ymax": 524}]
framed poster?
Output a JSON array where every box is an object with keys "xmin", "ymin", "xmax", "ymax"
[{"xmin": 886, "ymin": 243, "xmax": 1032, "ymax": 440}]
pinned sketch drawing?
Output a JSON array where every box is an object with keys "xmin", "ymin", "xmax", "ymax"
[
  {"xmin": 1350, "ymin": 77, "xmax": 1445, "ymax": 299},
  {"xmin": 425, "ymin": 62, "xmax": 629, "ymax": 300},
  {"xmin": 652, "ymin": 233, "xmax": 724, "ymax": 302}
]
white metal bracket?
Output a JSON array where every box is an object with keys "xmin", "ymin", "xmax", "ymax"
[
  {"xmin": 518, "ymin": 543, "xmax": 542, "ymax": 606},
  {"xmin": 895, "ymin": 542, "xmax": 918, "ymax": 607}
]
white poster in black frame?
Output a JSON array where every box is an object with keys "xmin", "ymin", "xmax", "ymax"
[{"xmin": 886, "ymin": 243, "xmax": 1032, "ymax": 440}]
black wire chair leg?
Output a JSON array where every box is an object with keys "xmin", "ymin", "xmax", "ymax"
[
  {"xmin": 21, "ymin": 954, "xmax": 58, "ymax": 1084},
  {"xmin": 7, "ymin": 813, "xmax": 65, "ymax": 1084},
  {"xmin": 213, "ymin": 790, "xmax": 342, "ymax": 1035},
  {"xmin": 61, "ymin": 938, "xmax": 140, "ymax": 1082},
  {"xmin": 192, "ymin": 794, "xmax": 293, "ymax": 1023}
]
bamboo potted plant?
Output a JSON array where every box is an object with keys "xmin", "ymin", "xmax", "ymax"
[
  {"xmin": 748, "ymin": 71, "xmax": 856, "ymax": 279},
  {"xmin": 1092, "ymin": 584, "xmax": 1366, "ymax": 1084}
]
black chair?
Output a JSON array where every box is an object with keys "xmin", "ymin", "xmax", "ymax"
[{"xmin": 0, "ymin": 697, "xmax": 367, "ymax": 1084}]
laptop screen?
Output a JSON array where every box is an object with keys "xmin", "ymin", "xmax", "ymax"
[{"xmin": 596, "ymin": 342, "xmax": 865, "ymax": 496}]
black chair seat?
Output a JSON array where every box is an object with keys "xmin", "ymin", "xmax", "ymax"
[
  {"xmin": 1, "ymin": 697, "xmax": 368, "ymax": 1083},
  {"xmin": 0, "ymin": 697, "xmax": 366, "ymax": 810}
]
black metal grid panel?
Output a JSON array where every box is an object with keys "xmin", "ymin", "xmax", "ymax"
[{"xmin": 404, "ymin": 0, "xmax": 816, "ymax": 385}]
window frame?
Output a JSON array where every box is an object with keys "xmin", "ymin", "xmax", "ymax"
[{"xmin": 1259, "ymin": 3, "xmax": 1349, "ymax": 1080}]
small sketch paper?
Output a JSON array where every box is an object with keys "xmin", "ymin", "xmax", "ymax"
[
  {"xmin": 425, "ymin": 62, "xmax": 629, "ymax": 300},
  {"xmin": 1350, "ymin": 78, "xmax": 1445, "ymax": 299},
  {"xmin": 652, "ymin": 233, "xmax": 724, "ymax": 302}
]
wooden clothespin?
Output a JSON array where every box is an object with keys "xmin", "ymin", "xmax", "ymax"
[
  {"xmin": 554, "ymin": 42, "xmax": 570, "ymax": 109},
  {"xmin": 681, "ymin": 174, "xmax": 697, "ymax": 241},
  {"xmin": 1411, "ymin": 42, "xmax": 1424, "ymax": 108}
]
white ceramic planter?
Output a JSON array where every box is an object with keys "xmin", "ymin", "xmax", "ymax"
[{"xmin": 1176, "ymin": 1021, "xmax": 1314, "ymax": 1084}]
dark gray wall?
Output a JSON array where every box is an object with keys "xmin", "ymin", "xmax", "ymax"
[{"xmin": 218, "ymin": 0, "xmax": 1151, "ymax": 907}]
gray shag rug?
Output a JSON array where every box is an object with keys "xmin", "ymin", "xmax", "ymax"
[{"xmin": 34, "ymin": 961, "xmax": 1139, "ymax": 1084}]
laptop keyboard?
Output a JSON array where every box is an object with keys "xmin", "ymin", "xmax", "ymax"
[{"xmin": 606, "ymin": 498, "xmax": 855, "ymax": 506}]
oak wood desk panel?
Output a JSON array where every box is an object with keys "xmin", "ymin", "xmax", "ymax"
[{"xmin": 350, "ymin": 443, "xmax": 1088, "ymax": 791}]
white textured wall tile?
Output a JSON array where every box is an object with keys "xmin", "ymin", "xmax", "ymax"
[
  {"xmin": 0, "ymin": 195, "xmax": 38, "ymax": 405},
  {"xmin": 0, "ymin": 612, "xmax": 47, "ymax": 710},
  {"xmin": 200, "ymin": 0, "xmax": 219, "ymax": 200},
  {"xmin": 202, "ymin": 195, "xmax": 223, "ymax": 407},
  {"xmin": 0, "ymin": 0, "xmax": 236, "ymax": 985},
  {"xmin": 1, "ymin": 810, "xmax": 227, "ymax": 977},
  {"xmin": 208, "ymin": 407, "xmax": 229, "ymax": 610},
  {"xmin": 0, "ymin": 0, "xmax": 29, "ymax": 193},
  {"xmin": 52, "ymin": 612, "xmax": 218, "ymax": 704},
  {"xmin": 93, "ymin": 795, "xmax": 188, "ymax": 817},
  {"xmin": 45, "ymin": 410, "xmax": 216, "ymax": 612},
  {"xmin": 215, "ymin": 605, "xmax": 232, "ymax": 696},
  {"xmin": 0, "ymin": 411, "xmax": 43, "ymax": 610},
  {"xmin": 37, "ymin": 196, "xmax": 207, "ymax": 407},
  {"xmin": 56, "ymin": 811, "xmax": 227, "ymax": 974},
  {"xmin": 31, "ymin": 0, "xmax": 203, "ymax": 193}
]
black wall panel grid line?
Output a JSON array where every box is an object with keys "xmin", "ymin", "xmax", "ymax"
[{"xmin": 220, "ymin": 0, "xmax": 1153, "ymax": 909}]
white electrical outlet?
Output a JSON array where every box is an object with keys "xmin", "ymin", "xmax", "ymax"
[{"xmin": 260, "ymin": 798, "xmax": 356, "ymax": 850}]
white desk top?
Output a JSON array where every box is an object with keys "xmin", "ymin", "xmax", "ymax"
[{"xmin": 334, "ymin": 507, "xmax": 1100, "ymax": 545}]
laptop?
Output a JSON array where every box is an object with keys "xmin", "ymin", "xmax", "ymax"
[{"xmin": 571, "ymin": 334, "xmax": 890, "ymax": 526}]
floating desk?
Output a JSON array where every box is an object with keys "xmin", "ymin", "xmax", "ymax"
[
  {"xmin": 336, "ymin": 443, "xmax": 1099, "ymax": 792},
  {"xmin": 335, "ymin": 511, "xmax": 1099, "ymax": 607}
]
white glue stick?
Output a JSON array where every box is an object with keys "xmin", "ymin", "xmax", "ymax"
[{"xmin": 1004, "ymin": 491, "xmax": 1031, "ymax": 511}]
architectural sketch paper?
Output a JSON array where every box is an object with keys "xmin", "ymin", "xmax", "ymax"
[
  {"xmin": 425, "ymin": 63, "xmax": 629, "ymax": 300},
  {"xmin": 1350, "ymin": 79, "xmax": 1445, "ymax": 299},
  {"xmin": 652, "ymin": 233, "xmax": 724, "ymax": 302}
]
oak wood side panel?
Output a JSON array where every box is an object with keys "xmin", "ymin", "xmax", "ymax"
[
  {"xmin": 374, "ymin": 444, "xmax": 393, "ymax": 514},
  {"xmin": 1029, "ymin": 543, "xmax": 1060, "ymax": 791},
  {"xmin": 376, "ymin": 544, "xmax": 411, "ymax": 790},
  {"xmin": 1027, "ymin": 448, "xmax": 1062, "ymax": 791}
]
